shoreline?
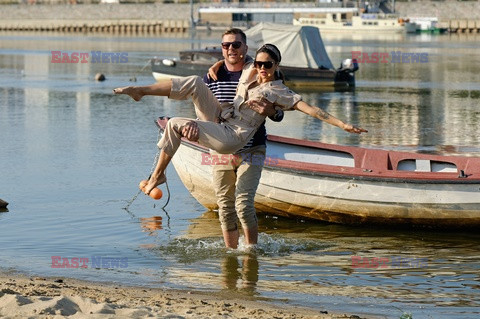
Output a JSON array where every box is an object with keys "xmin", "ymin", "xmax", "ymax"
[
  {"xmin": 0, "ymin": 270, "xmax": 376, "ymax": 319},
  {"xmin": 0, "ymin": 2, "xmax": 479, "ymax": 34},
  {"xmin": 0, "ymin": 2, "xmax": 479, "ymax": 22}
]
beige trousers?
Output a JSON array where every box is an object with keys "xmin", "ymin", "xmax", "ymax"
[
  {"xmin": 157, "ymin": 76, "xmax": 253, "ymax": 156},
  {"xmin": 212, "ymin": 146, "xmax": 266, "ymax": 231}
]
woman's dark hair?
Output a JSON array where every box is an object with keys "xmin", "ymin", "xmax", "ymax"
[
  {"xmin": 255, "ymin": 43, "xmax": 285, "ymax": 82},
  {"xmin": 255, "ymin": 43, "xmax": 281, "ymax": 63}
]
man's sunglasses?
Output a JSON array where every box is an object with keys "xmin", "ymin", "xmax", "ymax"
[
  {"xmin": 221, "ymin": 41, "xmax": 242, "ymax": 49},
  {"xmin": 254, "ymin": 61, "xmax": 274, "ymax": 69}
]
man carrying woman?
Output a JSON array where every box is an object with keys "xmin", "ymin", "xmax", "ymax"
[{"xmin": 114, "ymin": 42, "xmax": 367, "ymax": 245}]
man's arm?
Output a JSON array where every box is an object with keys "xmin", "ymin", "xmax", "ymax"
[
  {"xmin": 270, "ymin": 108, "xmax": 284, "ymax": 122},
  {"xmin": 207, "ymin": 60, "xmax": 224, "ymax": 81}
]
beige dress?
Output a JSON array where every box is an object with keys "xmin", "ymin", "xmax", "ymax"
[{"xmin": 158, "ymin": 63, "xmax": 302, "ymax": 156}]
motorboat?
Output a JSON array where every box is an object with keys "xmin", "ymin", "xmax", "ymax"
[{"xmin": 151, "ymin": 23, "xmax": 358, "ymax": 89}]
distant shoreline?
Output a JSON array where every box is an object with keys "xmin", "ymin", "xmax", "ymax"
[{"xmin": 0, "ymin": 2, "xmax": 479, "ymax": 22}]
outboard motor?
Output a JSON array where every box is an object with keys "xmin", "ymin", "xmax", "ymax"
[
  {"xmin": 335, "ymin": 58, "xmax": 359, "ymax": 87},
  {"xmin": 341, "ymin": 58, "xmax": 359, "ymax": 72}
]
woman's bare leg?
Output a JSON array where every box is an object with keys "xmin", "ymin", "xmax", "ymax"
[
  {"xmin": 113, "ymin": 80, "xmax": 173, "ymax": 101},
  {"xmin": 144, "ymin": 149, "xmax": 171, "ymax": 195}
]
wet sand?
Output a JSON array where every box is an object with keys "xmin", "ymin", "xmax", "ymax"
[{"xmin": 0, "ymin": 272, "xmax": 375, "ymax": 319}]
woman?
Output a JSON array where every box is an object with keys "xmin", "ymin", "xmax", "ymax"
[{"xmin": 114, "ymin": 44, "xmax": 367, "ymax": 195}]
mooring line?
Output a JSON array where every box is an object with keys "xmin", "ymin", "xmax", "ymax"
[{"xmin": 123, "ymin": 127, "xmax": 171, "ymax": 210}]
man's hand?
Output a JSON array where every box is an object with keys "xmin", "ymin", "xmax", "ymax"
[
  {"xmin": 207, "ymin": 60, "xmax": 224, "ymax": 81},
  {"xmin": 247, "ymin": 98, "xmax": 276, "ymax": 117},
  {"xmin": 181, "ymin": 121, "xmax": 199, "ymax": 142}
]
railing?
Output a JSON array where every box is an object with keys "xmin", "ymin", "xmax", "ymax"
[{"xmin": 199, "ymin": 2, "xmax": 348, "ymax": 10}]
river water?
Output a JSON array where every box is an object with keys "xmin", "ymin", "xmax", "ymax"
[{"xmin": 0, "ymin": 30, "xmax": 479, "ymax": 319}]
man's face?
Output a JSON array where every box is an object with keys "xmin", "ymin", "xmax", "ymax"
[{"xmin": 221, "ymin": 34, "xmax": 248, "ymax": 66}]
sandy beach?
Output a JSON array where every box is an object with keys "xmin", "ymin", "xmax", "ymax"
[{"xmin": 0, "ymin": 272, "xmax": 373, "ymax": 319}]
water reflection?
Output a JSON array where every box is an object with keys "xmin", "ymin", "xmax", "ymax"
[
  {"xmin": 140, "ymin": 216, "xmax": 164, "ymax": 236},
  {"xmin": 139, "ymin": 209, "xmax": 480, "ymax": 318},
  {"xmin": 221, "ymin": 254, "xmax": 259, "ymax": 296}
]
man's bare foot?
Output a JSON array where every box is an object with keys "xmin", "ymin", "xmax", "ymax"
[
  {"xmin": 144, "ymin": 173, "xmax": 167, "ymax": 195},
  {"xmin": 113, "ymin": 86, "xmax": 143, "ymax": 101}
]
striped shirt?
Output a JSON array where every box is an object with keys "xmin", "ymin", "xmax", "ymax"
[{"xmin": 203, "ymin": 64, "xmax": 283, "ymax": 153}]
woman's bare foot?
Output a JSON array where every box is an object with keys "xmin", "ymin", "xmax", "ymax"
[
  {"xmin": 144, "ymin": 173, "xmax": 167, "ymax": 195},
  {"xmin": 113, "ymin": 86, "xmax": 143, "ymax": 101}
]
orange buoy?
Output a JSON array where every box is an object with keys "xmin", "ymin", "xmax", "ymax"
[{"xmin": 149, "ymin": 188, "xmax": 163, "ymax": 200}]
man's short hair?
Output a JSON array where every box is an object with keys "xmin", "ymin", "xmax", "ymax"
[{"xmin": 223, "ymin": 28, "xmax": 247, "ymax": 45}]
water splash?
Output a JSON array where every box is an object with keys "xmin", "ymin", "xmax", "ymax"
[
  {"xmin": 152, "ymin": 237, "xmax": 227, "ymax": 263},
  {"xmin": 151, "ymin": 233, "xmax": 328, "ymax": 263},
  {"xmin": 252, "ymin": 233, "xmax": 328, "ymax": 256}
]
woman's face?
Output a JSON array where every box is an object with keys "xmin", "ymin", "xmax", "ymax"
[{"xmin": 254, "ymin": 52, "xmax": 277, "ymax": 83}]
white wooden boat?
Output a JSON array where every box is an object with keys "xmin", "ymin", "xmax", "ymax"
[{"xmin": 156, "ymin": 117, "xmax": 480, "ymax": 228}]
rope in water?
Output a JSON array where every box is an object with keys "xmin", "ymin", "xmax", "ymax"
[{"xmin": 124, "ymin": 127, "xmax": 170, "ymax": 210}]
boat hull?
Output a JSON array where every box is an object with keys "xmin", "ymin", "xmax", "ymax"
[{"xmin": 157, "ymin": 118, "xmax": 480, "ymax": 228}]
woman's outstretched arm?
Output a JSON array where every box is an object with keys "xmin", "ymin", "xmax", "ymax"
[{"xmin": 293, "ymin": 101, "xmax": 367, "ymax": 134}]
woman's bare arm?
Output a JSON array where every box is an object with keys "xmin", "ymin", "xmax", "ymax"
[{"xmin": 294, "ymin": 101, "xmax": 367, "ymax": 134}]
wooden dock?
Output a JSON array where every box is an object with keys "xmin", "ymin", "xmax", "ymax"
[
  {"xmin": 439, "ymin": 19, "xmax": 480, "ymax": 33},
  {"xmin": 0, "ymin": 19, "xmax": 190, "ymax": 34}
]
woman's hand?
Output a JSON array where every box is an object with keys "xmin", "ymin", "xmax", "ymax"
[{"xmin": 343, "ymin": 123, "xmax": 368, "ymax": 134}]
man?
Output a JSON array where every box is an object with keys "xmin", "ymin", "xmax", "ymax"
[{"xmin": 182, "ymin": 28, "xmax": 283, "ymax": 249}]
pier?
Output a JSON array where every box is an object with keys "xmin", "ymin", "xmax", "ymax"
[
  {"xmin": 0, "ymin": 19, "xmax": 190, "ymax": 34},
  {"xmin": 439, "ymin": 19, "xmax": 480, "ymax": 33}
]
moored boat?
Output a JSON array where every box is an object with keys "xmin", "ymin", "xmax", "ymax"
[
  {"xmin": 404, "ymin": 17, "xmax": 447, "ymax": 33},
  {"xmin": 293, "ymin": 13, "xmax": 406, "ymax": 34},
  {"xmin": 156, "ymin": 117, "xmax": 480, "ymax": 229},
  {"xmin": 151, "ymin": 23, "xmax": 358, "ymax": 89}
]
